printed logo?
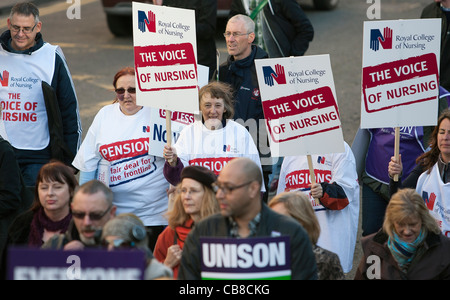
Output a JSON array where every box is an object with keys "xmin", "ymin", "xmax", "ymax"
[
  {"xmin": 0, "ymin": 70, "xmax": 9, "ymax": 87},
  {"xmin": 262, "ymin": 64, "xmax": 287, "ymax": 86},
  {"xmin": 137, "ymin": 10, "xmax": 156, "ymax": 33},
  {"xmin": 223, "ymin": 145, "xmax": 231, "ymax": 152},
  {"xmin": 370, "ymin": 27, "xmax": 393, "ymax": 51},
  {"xmin": 143, "ymin": 126, "xmax": 150, "ymax": 133},
  {"xmin": 422, "ymin": 191, "xmax": 436, "ymax": 211},
  {"xmin": 317, "ymin": 156, "xmax": 326, "ymax": 164}
]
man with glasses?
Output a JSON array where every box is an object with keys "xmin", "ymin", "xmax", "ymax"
[
  {"xmin": 0, "ymin": 2, "xmax": 82, "ymax": 186},
  {"xmin": 213, "ymin": 14, "xmax": 272, "ymax": 203},
  {"xmin": 43, "ymin": 180, "xmax": 116, "ymax": 250},
  {"xmin": 178, "ymin": 157, "xmax": 318, "ymax": 279}
]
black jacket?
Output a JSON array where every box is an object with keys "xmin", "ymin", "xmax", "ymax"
[
  {"xmin": 178, "ymin": 203, "xmax": 318, "ymax": 279},
  {"xmin": 230, "ymin": 0, "xmax": 314, "ymax": 57},
  {"xmin": 355, "ymin": 230, "xmax": 450, "ymax": 280},
  {"xmin": 162, "ymin": 0, "xmax": 218, "ymax": 79},
  {"xmin": 421, "ymin": 2, "xmax": 450, "ymax": 91},
  {"xmin": 0, "ymin": 30, "xmax": 81, "ymax": 166}
]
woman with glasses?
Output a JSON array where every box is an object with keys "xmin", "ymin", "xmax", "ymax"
[
  {"xmin": 4, "ymin": 160, "xmax": 78, "ymax": 247},
  {"xmin": 162, "ymin": 81, "xmax": 264, "ymax": 191},
  {"xmin": 153, "ymin": 165, "xmax": 219, "ymax": 278},
  {"xmin": 72, "ymin": 67, "xmax": 169, "ymax": 251}
]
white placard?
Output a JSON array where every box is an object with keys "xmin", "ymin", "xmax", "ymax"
[
  {"xmin": 361, "ymin": 19, "xmax": 441, "ymax": 128},
  {"xmin": 255, "ymin": 55, "xmax": 344, "ymax": 157}
]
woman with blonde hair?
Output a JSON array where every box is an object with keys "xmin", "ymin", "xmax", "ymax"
[
  {"xmin": 154, "ymin": 165, "xmax": 220, "ymax": 278},
  {"xmin": 355, "ymin": 188, "xmax": 450, "ymax": 280},
  {"xmin": 269, "ymin": 191, "xmax": 344, "ymax": 280}
]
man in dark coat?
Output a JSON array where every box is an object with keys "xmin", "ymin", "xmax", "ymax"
[{"xmin": 178, "ymin": 157, "xmax": 318, "ymax": 280}]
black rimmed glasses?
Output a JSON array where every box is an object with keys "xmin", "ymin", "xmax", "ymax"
[
  {"xmin": 10, "ymin": 23, "xmax": 37, "ymax": 34},
  {"xmin": 212, "ymin": 181, "xmax": 253, "ymax": 195},
  {"xmin": 72, "ymin": 204, "xmax": 113, "ymax": 221}
]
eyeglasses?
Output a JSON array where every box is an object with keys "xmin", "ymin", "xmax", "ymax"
[
  {"xmin": 223, "ymin": 32, "xmax": 250, "ymax": 38},
  {"xmin": 72, "ymin": 204, "xmax": 112, "ymax": 221},
  {"xmin": 212, "ymin": 181, "xmax": 253, "ymax": 195},
  {"xmin": 115, "ymin": 87, "xmax": 136, "ymax": 95},
  {"xmin": 10, "ymin": 23, "xmax": 37, "ymax": 34}
]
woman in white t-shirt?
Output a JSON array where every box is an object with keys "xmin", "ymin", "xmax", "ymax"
[
  {"xmin": 162, "ymin": 81, "xmax": 263, "ymax": 189},
  {"xmin": 72, "ymin": 67, "xmax": 168, "ymax": 251}
]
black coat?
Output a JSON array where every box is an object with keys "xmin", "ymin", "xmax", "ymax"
[
  {"xmin": 230, "ymin": 0, "xmax": 314, "ymax": 57},
  {"xmin": 178, "ymin": 203, "xmax": 318, "ymax": 279},
  {"xmin": 421, "ymin": 2, "xmax": 450, "ymax": 91}
]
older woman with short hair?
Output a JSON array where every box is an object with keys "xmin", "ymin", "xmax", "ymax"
[{"xmin": 355, "ymin": 188, "xmax": 450, "ymax": 280}]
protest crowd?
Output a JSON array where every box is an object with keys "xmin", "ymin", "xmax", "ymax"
[{"xmin": 0, "ymin": 0, "xmax": 450, "ymax": 281}]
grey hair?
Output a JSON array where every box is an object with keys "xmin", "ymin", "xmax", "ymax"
[
  {"xmin": 228, "ymin": 14, "xmax": 255, "ymax": 33},
  {"xmin": 10, "ymin": 2, "xmax": 40, "ymax": 24},
  {"xmin": 101, "ymin": 213, "xmax": 149, "ymax": 248}
]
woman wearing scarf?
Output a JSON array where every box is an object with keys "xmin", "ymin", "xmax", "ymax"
[
  {"xmin": 153, "ymin": 165, "xmax": 219, "ymax": 278},
  {"xmin": 354, "ymin": 188, "xmax": 450, "ymax": 280},
  {"xmin": 4, "ymin": 161, "xmax": 78, "ymax": 247}
]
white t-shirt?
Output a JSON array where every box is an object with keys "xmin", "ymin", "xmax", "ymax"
[
  {"xmin": 174, "ymin": 120, "xmax": 265, "ymax": 190},
  {"xmin": 277, "ymin": 142, "xmax": 360, "ymax": 273},
  {"xmin": 73, "ymin": 103, "xmax": 168, "ymax": 226}
]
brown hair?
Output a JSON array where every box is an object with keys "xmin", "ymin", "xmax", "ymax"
[
  {"xmin": 30, "ymin": 160, "xmax": 79, "ymax": 212},
  {"xmin": 269, "ymin": 191, "xmax": 321, "ymax": 244},
  {"xmin": 112, "ymin": 67, "xmax": 135, "ymax": 103},
  {"xmin": 199, "ymin": 81, "xmax": 235, "ymax": 119},
  {"xmin": 416, "ymin": 109, "xmax": 450, "ymax": 173},
  {"xmin": 167, "ymin": 180, "xmax": 219, "ymax": 229}
]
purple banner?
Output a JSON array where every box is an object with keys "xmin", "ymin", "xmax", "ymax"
[{"xmin": 7, "ymin": 247, "xmax": 146, "ymax": 280}]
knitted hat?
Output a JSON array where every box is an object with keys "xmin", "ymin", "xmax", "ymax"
[{"xmin": 180, "ymin": 165, "xmax": 216, "ymax": 189}]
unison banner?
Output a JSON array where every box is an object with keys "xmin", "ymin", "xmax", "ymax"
[{"xmin": 200, "ymin": 236, "xmax": 291, "ymax": 280}]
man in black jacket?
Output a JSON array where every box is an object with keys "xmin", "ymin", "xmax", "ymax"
[
  {"xmin": 229, "ymin": 0, "xmax": 314, "ymax": 58},
  {"xmin": 213, "ymin": 15, "xmax": 271, "ymax": 201},
  {"xmin": 0, "ymin": 2, "xmax": 82, "ymax": 186},
  {"xmin": 178, "ymin": 157, "xmax": 318, "ymax": 280}
]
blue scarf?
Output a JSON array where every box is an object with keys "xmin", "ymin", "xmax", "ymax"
[{"xmin": 387, "ymin": 229, "xmax": 426, "ymax": 270}]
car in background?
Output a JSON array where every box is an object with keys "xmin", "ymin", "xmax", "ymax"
[{"xmin": 101, "ymin": 0, "xmax": 339, "ymax": 36}]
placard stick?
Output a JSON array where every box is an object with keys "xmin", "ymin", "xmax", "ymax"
[
  {"xmin": 393, "ymin": 127, "xmax": 400, "ymax": 182},
  {"xmin": 165, "ymin": 109, "xmax": 173, "ymax": 164},
  {"xmin": 307, "ymin": 155, "xmax": 320, "ymax": 205}
]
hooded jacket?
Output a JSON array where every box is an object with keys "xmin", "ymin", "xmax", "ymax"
[{"xmin": 0, "ymin": 30, "xmax": 81, "ymax": 166}]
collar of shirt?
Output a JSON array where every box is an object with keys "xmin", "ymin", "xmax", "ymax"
[
  {"xmin": 437, "ymin": 154, "xmax": 450, "ymax": 183},
  {"xmin": 228, "ymin": 212, "xmax": 261, "ymax": 238}
]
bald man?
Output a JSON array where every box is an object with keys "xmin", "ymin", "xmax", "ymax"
[{"xmin": 178, "ymin": 157, "xmax": 318, "ymax": 280}]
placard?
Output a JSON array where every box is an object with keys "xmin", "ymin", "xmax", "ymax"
[
  {"xmin": 255, "ymin": 55, "xmax": 344, "ymax": 156},
  {"xmin": 133, "ymin": 2, "xmax": 199, "ymax": 114},
  {"xmin": 361, "ymin": 19, "xmax": 441, "ymax": 128},
  {"xmin": 7, "ymin": 248, "xmax": 146, "ymax": 280}
]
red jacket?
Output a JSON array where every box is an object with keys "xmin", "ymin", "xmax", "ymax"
[{"xmin": 153, "ymin": 218, "xmax": 194, "ymax": 278}]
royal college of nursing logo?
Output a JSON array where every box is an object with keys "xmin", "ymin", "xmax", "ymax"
[
  {"xmin": 137, "ymin": 10, "xmax": 156, "ymax": 33},
  {"xmin": 0, "ymin": 70, "xmax": 9, "ymax": 87},
  {"xmin": 262, "ymin": 64, "xmax": 287, "ymax": 87},
  {"xmin": 370, "ymin": 27, "xmax": 393, "ymax": 51}
]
